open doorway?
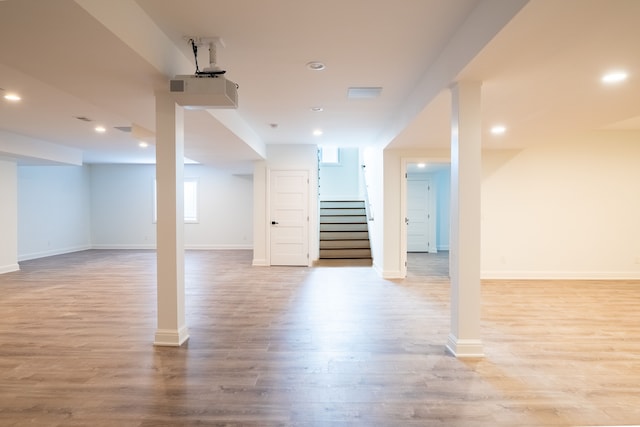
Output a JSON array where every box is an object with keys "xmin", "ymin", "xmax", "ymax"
[{"xmin": 402, "ymin": 160, "xmax": 451, "ymax": 278}]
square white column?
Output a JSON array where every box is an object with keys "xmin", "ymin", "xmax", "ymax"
[
  {"xmin": 154, "ymin": 93, "xmax": 189, "ymax": 346},
  {"xmin": 447, "ymin": 81, "xmax": 483, "ymax": 357}
]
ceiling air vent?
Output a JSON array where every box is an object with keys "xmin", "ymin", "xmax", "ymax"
[
  {"xmin": 347, "ymin": 87, "xmax": 382, "ymax": 99},
  {"xmin": 114, "ymin": 126, "xmax": 132, "ymax": 133},
  {"xmin": 74, "ymin": 116, "xmax": 93, "ymax": 122}
]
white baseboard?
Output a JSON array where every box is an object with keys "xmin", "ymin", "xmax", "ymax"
[
  {"xmin": 91, "ymin": 244, "xmax": 253, "ymax": 251},
  {"xmin": 18, "ymin": 244, "xmax": 92, "ymax": 262},
  {"xmin": 154, "ymin": 326, "xmax": 189, "ymax": 347},
  {"xmin": 252, "ymin": 258, "xmax": 268, "ymax": 266},
  {"xmin": 91, "ymin": 244, "xmax": 156, "ymax": 250},
  {"xmin": 0, "ymin": 263, "xmax": 20, "ymax": 274},
  {"xmin": 446, "ymin": 334, "xmax": 484, "ymax": 358},
  {"xmin": 186, "ymin": 244, "xmax": 253, "ymax": 250},
  {"xmin": 481, "ymin": 270, "xmax": 640, "ymax": 280},
  {"xmin": 371, "ymin": 261, "xmax": 382, "ymax": 276},
  {"xmin": 382, "ymin": 269, "xmax": 404, "ymax": 279}
]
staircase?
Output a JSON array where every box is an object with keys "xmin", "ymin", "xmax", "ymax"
[{"xmin": 319, "ymin": 200, "xmax": 372, "ymax": 260}]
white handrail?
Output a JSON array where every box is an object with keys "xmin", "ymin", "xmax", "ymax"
[{"xmin": 361, "ymin": 164, "xmax": 374, "ymax": 221}]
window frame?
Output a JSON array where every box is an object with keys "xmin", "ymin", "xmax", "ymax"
[
  {"xmin": 319, "ymin": 146, "xmax": 341, "ymax": 165},
  {"xmin": 153, "ymin": 177, "xmax": 199, "ymax": 224}
]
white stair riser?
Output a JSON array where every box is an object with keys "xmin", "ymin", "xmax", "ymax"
[
  {"xmin": 320, "ymin": 201, "xmax": 365, "ymax": 209},
  {"xmin": 320, "ymin": 231, "xmax": 369, "ymax": 240},
  {"xmin": 320, "ymin": 216, "xmax": 367, "ymax": 224},
  {"xmin": 320, "ymin": 208, "xmax": 366, "ymax": 216},
  {"xmin": 320, "ymin": 223, "xmax": 368, "ymax": 232},
  {"xmin": 320, "ymin": 240, "xmax": 371, "ymax": 249},
  {"xmin": 319, "ymin": 248, "xmax": 372, "ymax": 258},
  {"xmin": 319, "ymin": 200, "xmax": 371, "ymax": 260}
]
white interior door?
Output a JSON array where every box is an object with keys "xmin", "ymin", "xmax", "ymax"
[
  {"xmin": 407, "ymin": 179, "xmax": 433, "ymax": 252},
  {"xmin": 270, "ymin": 170, "xmax": 309, "ymax": 266}
]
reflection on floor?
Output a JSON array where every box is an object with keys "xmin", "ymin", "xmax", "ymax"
[{"xmin": 407, "ymin": 251, "xmax": 449, "ymax": 278}]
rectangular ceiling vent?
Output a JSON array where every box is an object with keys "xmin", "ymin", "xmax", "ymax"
[
  {"xmin": 347, "ymin": 86, "xmax": 383, "ymax": 99},
  {"xmin": 114, "ymin": 126, "xmax": 132, "ymax": 133},
  {"xmin": 74, "ymin": 116, "xmax": 93, "ymax": 122}
]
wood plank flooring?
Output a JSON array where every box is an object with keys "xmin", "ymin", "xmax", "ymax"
[{"xmin": 0, "ymin": 250, "xmax": 639, "ymax": 426}]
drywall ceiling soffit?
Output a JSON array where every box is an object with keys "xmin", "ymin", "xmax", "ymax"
[{"xmin": 1, "ymin": 0, "xmax": 639, "ymax": 170}]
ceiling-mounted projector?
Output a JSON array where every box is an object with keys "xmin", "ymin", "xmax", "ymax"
[{"xmin": 169, "ymin": 74, "xmax": 238, "ymax": 109}]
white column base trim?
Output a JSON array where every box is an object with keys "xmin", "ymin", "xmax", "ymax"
[
  {"xmin": 382, "ymin": 269, "xmax": 404, "ymax": 279},
  {"xmin": 446, "ymin": 334, "xmax": 484, "ymax": 358},
  {"xmin": 252, "ymin": 258, "xmax": 268, "ymax": 266},
  {"xmin": 0, "ymin": 263, "xmax": 20, "ymax": 274},
  {"xmin": 154, "ymin": 327, "xmax": 190, "ymax": 347}
]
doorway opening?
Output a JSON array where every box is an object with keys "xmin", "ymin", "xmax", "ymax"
[{"xmin": 402, "ymin": 160, "xmax": 451, "ymax": 278}]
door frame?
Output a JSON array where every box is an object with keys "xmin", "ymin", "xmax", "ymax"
[
  {"xmin": 400, "ymin": 157, "xmax": 449, "ymax": 277},
  {"xmin": 267, "ymin": 168, "xmax": 312, "ymax": 267},
  {"xmin": 406, "ymin": 176, "xmax": 434, "ymax": 253}
]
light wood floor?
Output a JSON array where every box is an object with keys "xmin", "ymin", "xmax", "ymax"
[{"xmin": 1, "ymin": 250, "xmax": 639, "ymax": 426}]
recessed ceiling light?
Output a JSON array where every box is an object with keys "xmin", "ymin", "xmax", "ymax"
[
  {"xmin": 310, "ymin": 106, "xmax": 324, "ymax": 112},
  {"xmin": 306, "ymin": 61, "xmax": 326, "ymax": 71},
  {"xmin": 313, "ymin": 129, "xmax": 323, "ymax": 136},
  {"xmin": 491, "ymin": 125, "xmax": 506, "ymax": 135},
  {"xmin": 94, "ymin": 126, "xmax": 107, "ymax": 133},
  {"xmin": 601, "ymin": 70, "xmax": 628, "ymax": 84},
  {"xmin": 4, "ymin": 93, "xmax": 21, "ymax": 101},
  {"xmin": 138, "ymin": 141, "xmax": 149, "ymax": 148}
]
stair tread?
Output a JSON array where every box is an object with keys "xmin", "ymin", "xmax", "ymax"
[{"xmin": 318, "ymin": 201, "xmax": 370, "ymax": 260}]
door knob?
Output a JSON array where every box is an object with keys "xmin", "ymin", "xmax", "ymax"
[{"xmin": 271, "ymin": 221, "xmax": 278, "ymax": 225}]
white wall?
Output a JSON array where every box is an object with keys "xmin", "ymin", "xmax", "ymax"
[
  {"xmin": 362, "ymin": 146, "xmax": 384, "ymax": 273},
  {"xmin": 18, "ymin": 165, "xmax": 91, "ymax": 261},
  {"xmin": 434, "ymin": 168, "xmax": 451, "ymax": 250},
  {"xmin": 319, "ymin": 147, "xmax": 360, "ymax": 200},
  {"xmin": 253, "ymin": 144, "xmax": 319, "ymax": 265},
  {"xmin": 380, "ymin": 134, "xmax": 640, "ymax": 280},
  {"xmin": 185, "ymin": 166, "xmax": 253, "ymax": 249},
  {"xmin": 90, "ymin": 164, "xmax": 156, "ymax": 248},
  {"xmin": 482, "ymin": 131, "xmax": 640, "ymax": 279},
  {"xmin": 0, "ymin": 160, "xmax": 18, "ymax": 272},
  {"xmin": 90, "ymin": 164, "xmax": 253, "ymax": 249},
  {"xmin": 382, "ymin": 148, "xmax": 450, "ymax": 278}
]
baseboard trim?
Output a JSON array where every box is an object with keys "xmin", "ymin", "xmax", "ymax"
[
  {"xmin": 382, "ymin": 269, "xmax": 403, "ymax": 279},
  {"xmin": 18, "ymin": 245, "xmax": 92, "ymax": 262},
  {"xmin": 481, "ymin": 270, "xmax": 640, "ymax": 280},
  {"xmin": 91, "ymin": 244, "xmax": 156, "ymax": 250},
  {"xmin": 252, "ymin": 258, "xmax": 268, "ymax": 266},
  {"xmin": 91, "ymin": 244, "xmax": 253, "ymax": 251},
  {"xmin": 186, "ymin": 244, "xmax": 253, "ymax": 250},
  {"xmin": 0, "ymin": 263, "xmax": 20, "ymax": 274},
  {"xmin": 446, "ymin": 334, "xmax": 484, "ymax": 358},
  {"xmin": 154, "ymin": 326, "xmax": 190, "ymax": 347}
]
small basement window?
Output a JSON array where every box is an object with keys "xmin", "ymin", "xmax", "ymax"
[
  {"xmin": 319, "ymin": 146, "xmax": 340, "ymax": 164},
  {"xmin": 154, "ymin": 178, "xmax": 199, "ymax": 223}
]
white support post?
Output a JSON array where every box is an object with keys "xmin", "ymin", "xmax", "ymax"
[
  {"xmin": 447, "ymin": 81, "xmax": 484, "ymax": 358},
  {"xmin": 154, "ymin": 93, "xmax": 189, "ymax": 347}
]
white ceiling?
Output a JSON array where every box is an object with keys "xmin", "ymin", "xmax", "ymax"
[{"xmin": 1, "ymin": 0, "xmax": 639, "ymax": 173}]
